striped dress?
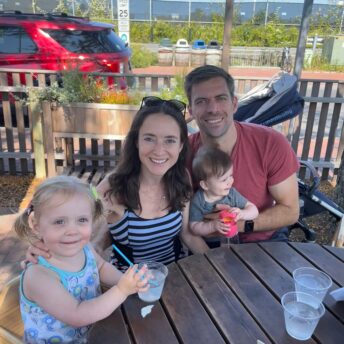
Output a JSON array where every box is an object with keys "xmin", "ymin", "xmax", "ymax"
[{"xmin": 108, "ymin": 209, "xmax": 184, "ymax": 270}]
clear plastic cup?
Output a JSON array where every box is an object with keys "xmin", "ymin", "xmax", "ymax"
[
  {"xmin": 293, "ymin": 267, "xmax": 332, "ymax": 304},
  {"xmin": 137, "ymin": 261, "xmax": 168, "ymax": 303},
  {"xmin": 281, "ymin": 291, "xmax": 325, "ymax": 340}
]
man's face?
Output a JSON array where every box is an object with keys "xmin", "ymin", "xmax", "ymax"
[{"xmin": 188, "ymin": 77, "xmax": 238, "ymax": 139}]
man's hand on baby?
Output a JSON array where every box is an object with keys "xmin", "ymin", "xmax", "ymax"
[
  {"xmin": 117, "ymin": 264, "xmax": 149, "ymax": 296},
  {"xmin": 21, "ymin": 240, "xmax": 51, "ymax": 268}
]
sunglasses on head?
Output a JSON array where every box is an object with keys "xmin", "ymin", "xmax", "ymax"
[{"xmin": 140, "ymin": 96, "xmax": 186, "ymax": 117}]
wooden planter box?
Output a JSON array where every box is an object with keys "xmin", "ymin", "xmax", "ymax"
[{"xmin": 32, "ymin": 101, "xmax": 138, "ymax": 177}]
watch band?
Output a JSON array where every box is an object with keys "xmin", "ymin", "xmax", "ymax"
[{"xmin": 244, "ymin": 220, "xmax": 254, "ymax": 233}]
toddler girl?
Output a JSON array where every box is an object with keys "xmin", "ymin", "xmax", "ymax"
[{"xmin": 14, "ymin": 175, "xmax": 148, "ymax": 344}]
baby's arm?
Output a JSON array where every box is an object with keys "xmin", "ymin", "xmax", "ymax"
[
  {"xmin": 190, "ymin": 220, "xmax": 229, "ymax": 236},
  {"xmin": 231, "ymin": 201, "xmax": 259, "ymax": 221},
  {"xmin": 24, "ymin": 263, "xmax": 147, "ymax": 328}
]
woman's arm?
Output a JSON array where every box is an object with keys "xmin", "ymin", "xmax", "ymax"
[
  {"xmin": 94, "ymin": 176, "xmax": 125, "ymax": 259},
  {"xmin": 180, "ymin": 202, "xmax": 209, "ymax": 254}
]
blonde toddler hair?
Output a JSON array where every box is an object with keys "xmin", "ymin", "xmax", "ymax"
[{"xmin": 14, "ymin": 175, "xmax": 103, "ymax": 242}]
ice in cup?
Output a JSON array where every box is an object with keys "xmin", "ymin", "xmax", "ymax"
[
  {"xmin": 293, "ymin": 267, "xmax": 332, "ymax": 304},
  {"xmin": 138, "ymin": 261, "xmax": 168, "ymax": 303},
  {"xmin": 281, "ymin": 291, "xmax": 325, "ymax": 341}
]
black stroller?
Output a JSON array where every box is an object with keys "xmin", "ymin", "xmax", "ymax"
[{"xmin": 234, "ymin": 71, "xmax": 344, "ymax": 245}]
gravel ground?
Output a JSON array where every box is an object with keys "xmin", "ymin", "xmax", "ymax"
[{"xmin": 0, "ymin": 176, "xmax": 339, "ymax": 245}]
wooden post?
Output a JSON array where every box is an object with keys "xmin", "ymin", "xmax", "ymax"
[
  {"xmin": 30, "ymin": 101, "xmax": 46, "ymax": 178},
  {"xmin": 42, "ymin": 101, "xmax": 56, "ymax": 177}
]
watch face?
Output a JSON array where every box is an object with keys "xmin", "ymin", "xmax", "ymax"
[{"xmin": 245, "ymin": 220, "xmax": 254, "ymax": 233}]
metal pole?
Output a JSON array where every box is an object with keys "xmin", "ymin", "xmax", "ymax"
[
  {"xmin": 293, "ymin": 0, "xmax": 314, "ymax": 80},
  {"xmin": 72, "ymin": 0, "xmax": 75, "ymax": 16},
  {"xmin": 150, "ymin": 0, "xmax": 153, "ymax": 42},
  {"xmin": 264, "ymin": 0, "xmax": 269, "ymax": 26},
  {"xmin": 340, "ymin": 6, "xmax": 344, "ymax": 33},
  {"xmin": 111, "ymin": 0, "xmax": 114, "ymax": 20},
  {"xmin": 188, "ymin": 0, "xmax": 191, "ymax": 42}
]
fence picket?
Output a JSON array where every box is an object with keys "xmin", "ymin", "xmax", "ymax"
[
  {"xmin": 15, "ymin": 101, "xmax": 28, "ymax": 174},
  {"xmin": 314, "ymin": 82, "xmax": 332, "ymax": 161},
  {"xmin": 300, "ymin": 81, "xmax": 320, "ymax": 179}
]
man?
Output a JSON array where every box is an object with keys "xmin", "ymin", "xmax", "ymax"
[{"xmin": 185, "ymin": 65, "xmax": 299, "ymax": 242}]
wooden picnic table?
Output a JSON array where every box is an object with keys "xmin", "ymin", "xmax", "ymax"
[{"xmin": 89, "ymin": 242, "xmax": 344, "ymax": 344}]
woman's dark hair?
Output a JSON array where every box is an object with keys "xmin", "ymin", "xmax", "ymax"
[
  {"xmin": 192, "ymin": 146, "xmax": 232, "ymax": 185},
  {"xmin": 106, "ymin": 102, "xmax": 192, "ymax": 212}
]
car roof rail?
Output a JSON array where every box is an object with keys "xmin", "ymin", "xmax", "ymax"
[
  {"xmin": 0, "ymin": 10, "xmax": 25, "ymax": 16},
  {"xmin": 45, "ymin": 12, "xmax": 89, "ymax": 21},
  {"xmin": 0, "ymin": 11, "xmax": 89, "ymax": 22}
]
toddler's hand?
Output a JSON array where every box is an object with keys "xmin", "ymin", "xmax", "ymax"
[
  {"xmin": 117, "ymin": 264, "xmax": 149, "ymax": 297},
  {"xmin": 229, "ymin": 208, "xmax": 244, "ymax": 221},
  {"xmin": 212, "ymin": 220, "xmax": 231, "ymax": 235}
]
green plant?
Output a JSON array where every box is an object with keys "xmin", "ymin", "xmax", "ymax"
[
  {"xmin": 27, "ymin": 70, "xmax": 142, "ymax": 105},
  {"xmin": 130, "ymin": 44, "xmax": 158, "ymax": 68},
  {"xmin": 158, "ymin": 74, "xmax": 187, "ymax": 103}
]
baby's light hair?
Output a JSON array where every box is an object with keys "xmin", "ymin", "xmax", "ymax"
[{"xmin": 14, "ymin": 175, "xmax": 103, "ymax": 242}]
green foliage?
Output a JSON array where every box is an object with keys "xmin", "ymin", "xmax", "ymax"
[
  {"xmin": 159, "ymin": 74, "xmax": 187, "ymax": 104},
  {"xmin": 304, "ymin": 55, "xmax": 344, "ymax": 72},
  {"xmin": 53, "ymin": 0, "xmax": 68, "ymax": 14},
  {"xmin": 87, "ymin": 0, "xmax": 109, "ymax": 19},
  {"xmin": 130, "ymin": 22, "xmax": 151, "ymax": 43},
  {"xmin": 130, "ymin": 44, "xmax": 158, "ymax": 68},
  {"xmin": 27, "ymin": 70, "xmax": 142, "ymax": 105}
]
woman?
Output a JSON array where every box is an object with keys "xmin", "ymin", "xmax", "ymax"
[{"xmin": 25, "ymin": 96, "xmax": 208, "ymax": 267}]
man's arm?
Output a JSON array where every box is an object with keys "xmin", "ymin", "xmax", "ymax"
[{"xmin": 237, "ymin": 173, "xmax": 299, "ymax": 232}]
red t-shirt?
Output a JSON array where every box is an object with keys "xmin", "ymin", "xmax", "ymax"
[{"xmin": 188, "ymin": 121, "xmax": 300, "ymax": 242}]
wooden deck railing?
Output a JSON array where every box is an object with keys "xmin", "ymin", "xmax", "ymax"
[{"xmin": 0, "ymin": 69, "xmax": 343, "ymax": 180}]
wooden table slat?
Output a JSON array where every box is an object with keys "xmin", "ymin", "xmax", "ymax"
[
  {"xmin": 123, "ymin": 296, "xmax": 178, "ymax": 344},
  {"xmin": 206, "ymin": 247, "xmax": 315, "ymax": 344},
  {"xmin": 289, "ymin": 243, "xmax": 344, "ymax": 285},
  {"xmin": 88, "ymin": 244, "xmax": 344, "ymax": 344},
  {"xmin": 88, "ymin": 308, "xmax": 131, "ymax": 344},
  {"xmin": 179, "ymin": 254, "xmax": 272, "ymax": 344},
  {"xmin": 260, "ymin": 242, "xmax": 344, "ymax": 321},
  {"xmin": 322, "ymin": 245, "xmax": 344, "ymax": 262},
  {"xmin": 232, "ymin": 243, "xmax": 344, "ymax": 344},
  {"xmin": 162, "ymin": 263, "xmax": 225, "ymax": 343}
]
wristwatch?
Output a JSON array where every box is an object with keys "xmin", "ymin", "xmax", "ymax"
[{"xmin": 244, "ymin": 220, "xmax": 254, "ymax": 233}]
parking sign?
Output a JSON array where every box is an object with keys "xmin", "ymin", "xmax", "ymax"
[{"xmin": 117, "ymin": 0, "xmax": 130, "ymax": 45}]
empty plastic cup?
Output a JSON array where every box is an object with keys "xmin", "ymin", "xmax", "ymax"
[
  {"xmin": 281, "ymin": 291, "xmax": 325, "ymax": 340},
  {"xmin": 293, "ymin": 267, "xmax": 332, "ymax": 304},
  {"xmin": 138, "ymin": 261, "xmax": 168, "ymax": 302}
]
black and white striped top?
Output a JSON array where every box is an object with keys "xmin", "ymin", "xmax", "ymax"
[{"xmin": 108, "ymin": 209, "xmax": 183, "ymax": 270}]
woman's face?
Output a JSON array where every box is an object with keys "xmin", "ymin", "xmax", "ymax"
[{"xmin": 137, "ymin": 113, "xmax": 184, "ymax": 177}]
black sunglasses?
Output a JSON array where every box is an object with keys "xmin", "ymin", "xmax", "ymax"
[{"xmin": 140, "ymin": 96, "xmax": 186, "ymax": 117}]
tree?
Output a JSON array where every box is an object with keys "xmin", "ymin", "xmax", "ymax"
[
  {"xmin": 88, "ymin": 0, "xmax": 109, "ymax": 19},
  {"xmin": 32, "ymin": 0, "xmax": 37, "ymax": 13},
  {"xmin": 54, "ymin": 0, "xmax": 69, "ymax": 14}
]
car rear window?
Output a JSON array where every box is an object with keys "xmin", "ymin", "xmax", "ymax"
[
  {"xmin": 43, "ymin": 28, "xmax": 126, "ymax": 53},
  {"xmin": 0, "ymin": 26, "xmax": 37, "ymax": 54}
]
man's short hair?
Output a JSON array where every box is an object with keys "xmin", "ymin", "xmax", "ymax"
[
  {"xmin": 184, "ymin": 65, "xmax": 235, "ymax": 103},
  {"xmin": 192, "ymin": 146, "xmax": 232, "ymax": 185}
]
